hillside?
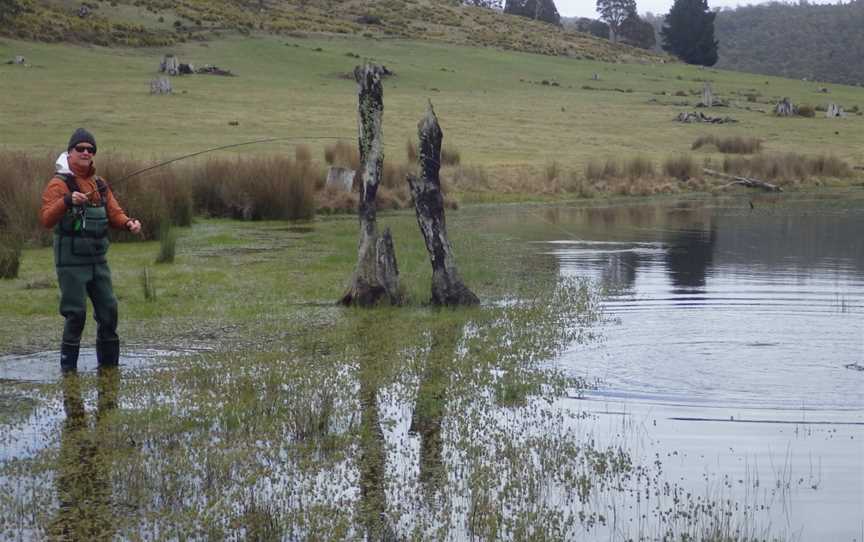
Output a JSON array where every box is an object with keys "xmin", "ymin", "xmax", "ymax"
[
  {"xmin": 714, "ymin": 1, "xmax": 864, "ymax": 85},
  {"xmin": 3, "ymin": 0, "xmax": 662, "ymax": 63}
]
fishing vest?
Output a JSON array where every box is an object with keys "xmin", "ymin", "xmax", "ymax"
[{"xmin": 53, "ymin": 174, "xmax": 110, "ymax": 267}]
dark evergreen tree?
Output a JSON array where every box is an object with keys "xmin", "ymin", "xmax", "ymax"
[
  {"xmin": 619, "ymin": 12, "xmax": 656, "ymax": 49},
  {"xmin": 661, "ymin": 0, "xmax": 719, "ymax": 66},
  {"xmin": 596, "ymin": 0, "xmax": 636, "ymax": 42},
  {"xmin": 504, "ymin": 0, "xmax": 561, "ymax": 25},
  {"xmin": 0, "ymin": 0, "xmax": 22, "ymax": 22}
]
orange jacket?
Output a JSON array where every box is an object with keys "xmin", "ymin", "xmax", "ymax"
[{"xmin": 40, "ymin": 173, "xmax": 131, "ymax": 231}]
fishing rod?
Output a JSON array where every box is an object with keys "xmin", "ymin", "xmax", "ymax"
[{"xmin": 83, "ymin": 135, "xmax": 354, "ymax": 195}]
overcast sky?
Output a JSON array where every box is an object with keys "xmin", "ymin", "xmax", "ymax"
[{"xmin": 559, "ymin": 0, "xmax": 843, "ymax": 18}]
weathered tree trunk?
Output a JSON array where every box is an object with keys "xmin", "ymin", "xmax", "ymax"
[
  {"xmin": 775, "ymin": 97, "xmax": 796, "ymax": 117},
  {"xmin": 160, "ymin": 55, "xmax": 179, "ymax": 76},
  {"xmin": 826, "ymin": 103, "xmax": 845, "ymax": 118},
  {"xmin": 340, "ymin": 64, "xmax": 401, "ymax": 306},
  {"xmin": 703, "ymin": 168, "xmax": 783, "ymax": 192},
  {"xmin": 407, "ymin": 102, "xmax": 479, "ymax": 306},
  {"xmin": 149, "ymin": 77, "xmax": 172, "ymax": 95},
  {"xmin": 701, "ymin": 83, "xmax": 713, "ymax": 108}
]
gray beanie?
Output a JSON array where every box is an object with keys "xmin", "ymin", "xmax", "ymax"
[{"xmin": 67, "ymin": 128, "xmax": 97, "ymax": 153}]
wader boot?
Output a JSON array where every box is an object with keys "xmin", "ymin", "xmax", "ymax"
[
  {"xmin": 96, "ymin": 339, "xmax": 120, "ymax": 367},
  {"xmin": 60, "ymin": 343, "xmax": 80, "ymax": 373},
  {"xmin": 54, "ymin": 175, "xmax": 120, "ymax": 371}
]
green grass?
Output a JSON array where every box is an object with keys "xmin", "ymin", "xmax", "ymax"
[{"xmin": 1, "ymin": 34, "xmax": 862, "ymax": 193}]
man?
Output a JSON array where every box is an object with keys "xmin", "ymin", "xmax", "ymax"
[{"xmin": 39, "ymin": 128, "xmax": 142, "ymax": 372}]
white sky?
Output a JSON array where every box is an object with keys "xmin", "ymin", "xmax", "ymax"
[{"xmin": 559, "ymin": 0, "xmax": 844, "ymax": 18}]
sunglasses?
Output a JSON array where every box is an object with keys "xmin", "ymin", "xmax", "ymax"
[{"xmin": 74, "ymin": 145, "xmax": 96, "ymax": 154}]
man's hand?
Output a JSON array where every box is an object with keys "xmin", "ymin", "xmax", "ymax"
[
  {"xmin": 126, "ymin": 219, "xmax": 142, "ymax": 235},
  {"xmin": 70, "ymin": 191, "xmax": 88, "ymax": 206}
]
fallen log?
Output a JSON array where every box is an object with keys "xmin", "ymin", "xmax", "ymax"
[
  {"xmin": 703, "ymin": 168, "xmax": 783, "ymax": 192},
  {"xmin": 407, "ymin": 102, "xmax": 479, "ymax": 306}
]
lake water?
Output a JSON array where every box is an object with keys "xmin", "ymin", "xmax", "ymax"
[
  {"xmin": 500, "ymin": 196, "xmax": 864, "ymax": 540},
  {"xmin": 2, "ymin": 195, "xmax": 862, "ymax": 540}
]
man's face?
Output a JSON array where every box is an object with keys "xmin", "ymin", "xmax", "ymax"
[{"xmin": 68, "ymin": 143, "xmax": 96, "ymax": 171}]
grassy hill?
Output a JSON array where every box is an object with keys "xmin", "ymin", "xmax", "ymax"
[
  {"xmin": 4, "ymin": 0, "xmax": 661, "ymax": 62},
  {"xmin": 714, "ymin": 1, "xmax": 864, "ymax": 86},
  {"xmin": 2, "ymin": 33, "xmax": 862, "ymax": 170}
]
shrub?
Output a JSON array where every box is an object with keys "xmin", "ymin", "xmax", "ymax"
[
  {"xmin": 98, "ymin": 154, "xmax": 174, "ymax": 241},
  {"xmin": 405, "ymin": 140, "xmax": 418, "ymax": 162},
  {"xmin": 440, "ymin": 145, "xmax": 461, "ymax": 166},
  {"xmin": 797, "ymin": 104, "xmax": 816, "ymax": 118},
  {"xmin": 565, "ymin": 171, "xmax": 596, "ymax": 198},
  {"xmin": 447, "ymin": 165, "xmax": 489, "ymax": 190},
  {"xmin": 381, "ymin": 162, "xmax": 409, "ymax": 190},
  {"xmin": 323, "ymin": 141, "xmax": 359, "ymax": 170},
  {"xmin": 624, "ymin": 156, "xmax": 655, "ymax": 179},
  {"xmin": 723, "ymin": 153, "xmax": 852, "ymax": 181},
  {"xmin": 585, "ymin": 158, "xmax": 623, "ymax": 181},
  {"xmin": 544, "ymin": 161, "xmax": 561, "ymax": 183},
  {"xmin": 663, "ymin": 155, "xmax": 701, "ymax": 181},
  {"xmin": 155, "ymin": 221, "xmax": 177, "ymax": 264},
  {"xmin": 692, "ymin": 135, "xmax": 762, "ymax": 154},
  {"xmin": 294, "ymin": 145, "xmax": 312, "ymax": 164},
  {"xmin": 0, "ymin": 151, "xmax": 53, "ymax": 247},
  {"xmin": 0, "ymin": 233, "xmax": 22, "ymax": 279}
]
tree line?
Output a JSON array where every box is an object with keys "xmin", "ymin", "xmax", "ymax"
[{"xmin": 502, "ymin": 0, "xmax": 719, "ymax": 67}]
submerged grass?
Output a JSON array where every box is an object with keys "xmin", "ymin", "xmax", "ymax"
[{"xmin": 0, "ymin": 206, "xmax": 800, "ymax": 540}]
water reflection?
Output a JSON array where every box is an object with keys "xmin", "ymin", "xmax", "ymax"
[
  {"xmin": 410, "ymin": 323, "xmax": 459, "ymax": 493},
  {"xmin": 52, "ymin": 367, "xmax": 119, "ymax": 541},
  {"xmin": 357, "ymin": 363, "xmax": 389, "ymax": 541},
  {"xmin": 664, "ymin": 227, "xmax": 716, "ymax": 290}
]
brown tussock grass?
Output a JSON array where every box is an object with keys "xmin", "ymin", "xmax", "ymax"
[
  {"xmin": 723, "ymin": 153, "xmax": 852, "ymax": 181},
  {"xmin": 692, "ymin": 135, "xmax": 762, "ymax": 154},
  {"xmin": 323, "ymin": 141, "xmax": 360, "ymax": 170}
]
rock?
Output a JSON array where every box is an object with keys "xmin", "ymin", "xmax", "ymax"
[
  {"xmin": 826, "ymin": 103, "xmax": 845, "ymax": 118},
  {"xmin": 325, "ymin": 166, "xmax": 355, "ymax": 192},
  {"xmin": 150, "ymin": 77, "xmax": 172, "ymax": 95}
]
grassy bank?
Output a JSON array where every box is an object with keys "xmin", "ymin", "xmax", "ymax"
[{"xmin": 1, "ymin": 35, "xmax": 862, "ymax": 186}]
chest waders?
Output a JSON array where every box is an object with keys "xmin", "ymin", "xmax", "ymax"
[{"xmin": 54, "ymin": 175, "xmax": 120, "ymax": 372}]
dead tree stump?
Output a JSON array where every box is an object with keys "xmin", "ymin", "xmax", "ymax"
[
  {"xmin": 775, "ymin": 97, "xmax": 797, "ymax": 116},
  {"xmin": 340, "ymin": 64, "xmax": 401, "ymax": 307},
  {"xmin": 407, "ymin": 102, "xmax": 479, "ymax": 306},
  {"xmin": 700, "ymin": 83, "xmax": 713, "ymax": 108},
  {"xmin": 826, "ymin": 103, "xmax": 845, "ymax": 118},
  {"xmin": 149, "ymin": 77, "xmax": 172, "ymax": 94},
  {"xmin": 160, "ymin": 54, "xmax": 179, "ymax": 76}
]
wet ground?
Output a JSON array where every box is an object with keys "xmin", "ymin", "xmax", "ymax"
[{"xmin": 1, "ymin": 195, "xmax": 862, "ymax": 540}]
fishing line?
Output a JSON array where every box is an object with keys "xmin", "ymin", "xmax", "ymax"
[
  {"xmin": 84, "ymin": 135, "xmax": 355, "ymax": 195},
  {"xmin": 83, "ymin": 135, "xmax": 452, "ymax": 196}
]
